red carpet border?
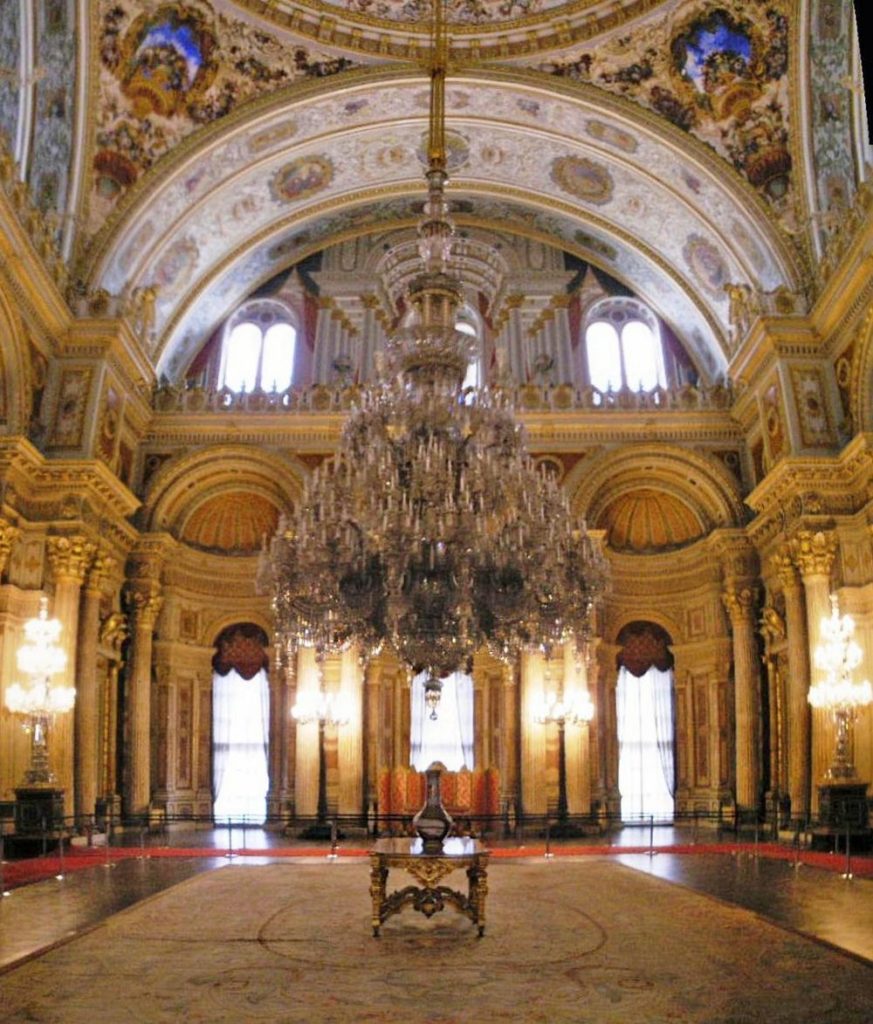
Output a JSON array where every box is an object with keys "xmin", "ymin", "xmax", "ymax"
[{"xmin": 2, "ymin": 841, "xmax": 871, "ymax": 890}]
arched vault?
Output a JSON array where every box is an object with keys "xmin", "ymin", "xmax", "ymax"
[{"xmin": 87, "ymin": 69, "xmax": 803, "ymax": 385}]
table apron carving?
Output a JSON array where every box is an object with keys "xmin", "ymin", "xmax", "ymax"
[{"xmin": 369, "ymin": 843, "xmax": 489, "ymax": 937}]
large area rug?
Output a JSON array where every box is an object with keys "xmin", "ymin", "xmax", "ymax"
[{"xmin": 0, "ymin": 858, "xmax": 870, "ymax": 1024}]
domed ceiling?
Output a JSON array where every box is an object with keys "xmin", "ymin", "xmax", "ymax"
[
  {"xmin": 598, "ymin": 487, "xmax": 706, "ymax": 553},
  {"xmin": 180, "ymin": 491, "xmax": 280, "ymax": 553}
]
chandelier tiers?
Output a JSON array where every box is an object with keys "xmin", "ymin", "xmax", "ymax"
[
  {"xmin": 4, "ymin": 596, "xmax": 74, "ymax": 787},
  {"xmin": 808, "ymin": 595, "xmax": 873, "ymax": 782},
  {"xmin": 261, "ymin": 0, "xmax": 608, "ymax": 705}
]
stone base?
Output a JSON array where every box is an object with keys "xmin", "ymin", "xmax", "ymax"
[{"xmin": 810, "ymin": 781, "xmax": 871, "ymax": 852}]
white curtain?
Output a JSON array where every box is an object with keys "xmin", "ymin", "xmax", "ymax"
[
  {"xmin": 213, "ymin": 667, "xmax": 270, "ymax": 822},
  {"xmin": 616, "ymin": 665, "xmax": 674, "ymax": 821},
  {"xmin": 410, "ymin": 671, "xmax": 474, "ymax": 772}
]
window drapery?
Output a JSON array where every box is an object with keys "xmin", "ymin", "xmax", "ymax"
[
  {"xmin": 410, "ymin": 671, "xmax": 474, "ymax": 772},
  {"xmin": 616, "ymin": 665, "xmax": 675, "ymax": 821},
  {"xmin": 213, "ymin": 667, "xmax": 270, "ymax": 822}
]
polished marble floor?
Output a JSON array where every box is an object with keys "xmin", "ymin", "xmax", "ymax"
[{"xmin": 2, "ymin": 827, "xmax": 872, "ymax": 972}]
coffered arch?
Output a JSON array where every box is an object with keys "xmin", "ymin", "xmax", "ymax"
[
  {"xmin": 567, "ymin": 443, "xmax": 746, "ymax": 552},
  {"xmin": 86, "ymin": 68, "xmax": 803, "ymax": 386},
  {"xmin": 141, "ymin": 445, "xmax": 306, "ymax": 549}
]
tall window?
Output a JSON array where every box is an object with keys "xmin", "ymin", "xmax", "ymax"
[
  {"xmin": 220, "ymin": 301, "xmax": 297, "ymax": 392},
  {"xmin": 456, "ymin": 308, "xmax": 483, "ymax": 392},
  {"xmin": 585, "ymin": 298, "xmax": 664, "ymax": 392},
  {"xmin": 615, "ymin": 621, "xmax": 675, "ymax": 822},
  {"xmin": 212, "ymin": 624, "xmax": 271, "ymax": 822},
  {"xmin": 410, "ymin": 671, "xmax": 474, "ymax": 772}
]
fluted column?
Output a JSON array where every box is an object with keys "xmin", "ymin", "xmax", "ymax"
[
  {"xmin": 124, "ymin": 575, "xmax": 163, "ymax": 818},
  {"xmin": 722, "ymin": 582, "xmax": 761, "ymax": 816},
  {"xmin": 495, "ymin": 294, "xmax": 525, "ymax": 380},
  {"xmin": 74, "ymin": 550, "xmax": 116, "ymax": 822},
  {"xmin": 46, "ymin": 534, "xmax": 96, "ymax": 815},
  {"xmin": 791, "ymin": 530, "xmax": 837, "ymax": 802},
  {"xmin": 773, "ymin": 550, "xmax": 811, "ymax": 823},
  {"xmin": 549, "ymin": 295, "xmax": 574, "ymax": 383}
]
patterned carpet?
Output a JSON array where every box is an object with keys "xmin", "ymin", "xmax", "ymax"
[{"xmin": 0, "ymin": 858, "xmax": 871, "ymax": 1023}]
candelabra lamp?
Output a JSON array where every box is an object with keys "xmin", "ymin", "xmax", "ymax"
[
  {"xmin": 808, "ymin": 595, "xmax": 873, "ymax": 851},
  {"xmin": 533, "ymin": 659, "xmax": 595, "ymax": 838},
  {"xmin": 292, "ymin": 671, "xmax": 351, "ymax": 840},
  {"xmin": 4, "ymin": 596, "xmax": 73, "ymax": 836}
]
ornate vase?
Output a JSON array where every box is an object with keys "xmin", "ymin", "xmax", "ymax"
[{"xmin": 413, "ymin": 761, "xmax": 454, "ymax": 852}]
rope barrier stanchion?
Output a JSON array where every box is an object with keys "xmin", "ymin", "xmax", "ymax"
[
  {"xmin": 225, "ymin": 818, "xmax": 234, "ymax": 860},
  {"xmin": 544, "ymin": 819, "xmax": 554, "ymax": 859},
  {"xmin": 56, "ymin": 822, "xmax": 65, "ymax": 880},
  {"xmin": 841, "ymin": 824, "xmax": 853, "ymax": 880},
  {"xmin": 792, "ymin": 828, "xmax": 802, "ymax": 870},
  {"xmin": 648, "ymin": 815, "xmax": 655, "ymax": 857},
  {"xmin": 138, "ymin": 826, "xmax": 146, "ymax": 861},
  {"xmin": 1, "ymin": 832, "xmax": 9, "ymax": 897},
  {"xmin": 328, "ymin": 819, "xmax": 338, "ymax": 860},
  {"xmin": 753, "ymin": 822, "xmax": 759, "ymax": 860}
]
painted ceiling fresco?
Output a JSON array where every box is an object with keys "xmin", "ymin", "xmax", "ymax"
[
  {"xmin": 88, "ymin": 0, "xmax": 359, "ymax": 237},
  {"xmin": 523, "ymin": 0, "xmax": 794, "ymax": 221}
]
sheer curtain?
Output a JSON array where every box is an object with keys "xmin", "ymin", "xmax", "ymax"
[
  {"xmin": 213, "ymin": 667, "xmax": 270, "ymax": 822},
  {"xmin": 410, "ymin": 671, "xmax": 474, "ymax": 771},
  {"xmin": 616, "ymin": 665, "xmax": 674, "ymax": 821}
]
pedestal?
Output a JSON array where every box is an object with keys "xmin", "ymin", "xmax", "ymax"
[
  {"xmin": 811, "ymin": 781, "xmax": 871, "ymax": 852},
  {"xmin": 14, "ymin": 787, "xmax": 65, "ymax": 834}
]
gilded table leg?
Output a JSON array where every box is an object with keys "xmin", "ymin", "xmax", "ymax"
[
  {"xmin": 369, "ymin": 854, "xmax": 388, "ymax": 937},
  {"xmin": 467, "ymin": 858, "xmax": 489, "ymax": 937}
]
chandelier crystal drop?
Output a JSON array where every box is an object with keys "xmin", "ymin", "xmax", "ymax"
[{"xmin": 261, "ymin": 0, "xmax": 608, "ymax": 704}]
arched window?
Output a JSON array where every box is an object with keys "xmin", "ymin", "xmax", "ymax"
[
  {"xmin": 410, "ymin": 671, "xmax": 475, "ymax": 772},
  {"xmin": 219, "ymin": 301, "xmax": 297, "ymax": 392},
  {"xmin": 584, "ymin": 298, "xmax": 664, "ymax": 392},
  {"xmin": 455, "ymin": 306, "xmax": 483, "ymax": 392},
  {"xmin": 615, "ymin": 621, "xmax": 675, "ymax": 822},
  {"xmin": 212, "ymin": 623, "xmax": 271, "ymax": 822}
]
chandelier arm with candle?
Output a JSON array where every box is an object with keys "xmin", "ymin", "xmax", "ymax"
[{"xmin": 260, "ymin": 0, "xmax": 608, "ymax": 706}]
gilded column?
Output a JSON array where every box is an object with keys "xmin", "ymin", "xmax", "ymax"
[
  {"xmin": 0, "ymin": 517, "xmax": 21, "ymax": 580},
  {"xmin": 722, "ymin": 582, "xmax": 761, "ymax": 816},
  {"xmin": 790, "ymin": 530, "xmax": 837, "ymax": 804},
  {"xmin": 772, "ymin": 550, "xmax": 811, "ymax": 823},
  {"xmin": 74, "ymin": 550, "xmax": 116, "ymax": 823},
  {"xmin": 124, "ymin": 573, "xmax": 163, "ymax": 819},
  {"xmin": 46, "ymin": 534, "xmax": 96, "ymax": 816}
]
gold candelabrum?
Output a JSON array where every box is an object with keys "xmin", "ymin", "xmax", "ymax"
[
  {"xmin": 259, "ymin": 0, "xmax": 607, "ymax": 713},
  {"xmin": 532, "ymin": 657, "xmax": 594, "ymax": 825},
  {"xmin": 808, "ymin": 595, "xmax": 873, "ymax": 781},
  {"xmin": 4, "ymin": 597, "xmax": 74, "ymax": 787}
]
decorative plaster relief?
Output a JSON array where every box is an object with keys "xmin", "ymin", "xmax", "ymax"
[
  {"xmin": 95, "ymin": 77, "xmax": 789, "ymax": 299},
  {"xmin": 88, "ymin": 0, "xmax": 358, "ymax": 232}
]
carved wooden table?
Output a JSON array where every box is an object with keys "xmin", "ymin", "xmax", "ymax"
[{"xmin": 369, "ymin": 837, "xmax": 489, "ymax": 937}]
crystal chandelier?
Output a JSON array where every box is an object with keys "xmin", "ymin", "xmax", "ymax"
[
  {"xmin": 4, "ymin": 596, "xmax": 74, "ymax": 786},
  {"xmin": 808, "ymin": 594, "xmax": 873, "ymax": 780},
  {"xmin": 261, "ymin": 1, "xmax": 607, "ymax": 705}
]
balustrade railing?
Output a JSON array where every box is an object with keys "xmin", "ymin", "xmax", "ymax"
[{"xmin": 152, "ymin": 379, "xmax": 735, "ymax": 416}]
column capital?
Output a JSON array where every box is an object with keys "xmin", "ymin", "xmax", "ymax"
[
  {"xmin": 709, "ymin": 529, "xmax": 757, "ymax": 579},
  {"xmin": 0, "ymin": 517, "xmax": 21, "ymax": 577},
  {"xmin": 771, "ymin": 549, "xmax": 800, "ymax": 590},
  {"xmin": 722, "ymin": 582, "xmax": 758, "ymax": 625},
  {"xmin": 86, "ymin": 550, "xmax": 117, "ymax": 593},
  {"xmin": 46, "ymin": 533, "xmax": 96, "ymax": 585},
  {"xmin": 127, "ymin": 582, "xmax": 163, "ymax": 627},
  {"xmin": 790, "ymin": 529, "xmax": 837, "ymax": 579}
]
